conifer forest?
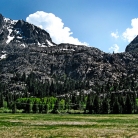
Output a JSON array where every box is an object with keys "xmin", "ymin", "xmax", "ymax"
[{"xmin": 0, "ymin": 72, "xmax": 138, "ymax": 114}]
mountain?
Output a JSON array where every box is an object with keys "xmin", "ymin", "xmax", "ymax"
[
  {"xmin": 0, "ymin": 14, "xmax": 56, "ymax": 48},
  {"xmin": 0, "ymin": 14, "xmax": 138, "ymax": 95},
  {"xmin": 125, "ymin": 35, "xmax": 138, "ymax": 52}
]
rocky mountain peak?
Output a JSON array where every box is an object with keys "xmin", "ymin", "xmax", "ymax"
[
  {"xmin": 125, "ymin": 35, "xmax": 138, "ymax": 52},
  {"xmin": 14, "ymin": 20, "xmax": 54, "ymax": 45},
  {"xmin": 0, "ymin": 14, "xmax": 56, "ymax": 47},
  {"xmin": 0, "ymin": 14, "xmax": 4, "ymax": 29}
]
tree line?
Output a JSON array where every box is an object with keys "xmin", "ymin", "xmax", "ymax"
[
  {"xmin": 0, "ymin": 92, "xmax": 137, "ymax": 114},
  {"xmin": 0, "ymin": 72, "xmax": 138, "ymax": 114}
]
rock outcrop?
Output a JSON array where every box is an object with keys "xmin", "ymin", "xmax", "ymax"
[
  {"xmin": 125, "ymin": 35, "xmax": 138, "ymax": 52},
  {"xmin": 0, "ymin": 14, "xmax": 4, "ymax": 29}
]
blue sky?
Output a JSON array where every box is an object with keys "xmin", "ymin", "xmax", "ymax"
[{"xmin": 0, "ymin": 0, "xmax": 138, "ymax": 53}]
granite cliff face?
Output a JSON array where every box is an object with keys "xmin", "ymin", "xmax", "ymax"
[{"xmin": 0, "ymin": 14, "xmax": 138, "ymax": 91}]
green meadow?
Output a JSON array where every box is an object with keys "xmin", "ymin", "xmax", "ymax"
[{"xmin": 0, "ymin": 114, "xmax": 138, "ymax": 137}]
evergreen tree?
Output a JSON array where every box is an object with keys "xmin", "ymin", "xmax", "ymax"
[
  {"xmin": 52, "ymin": 99, "xmax": 60, "ymax": 113},
  {"xmin": 65, "ymin": 95, "xmax": 70, "ymax": 111},
  {"xmin": 132, "ymin": 93, "xmax": 137, "ymax": 113},
  {"xmin": 21, "ymin": 72, "xmax": 26, "ymax": 82},
  {"xmin": 6, "ymin": 94, "xmax": 10, "ymax": 109},
  {"xmin": 119, "ymin": 96, "xmax": 125, "ymax": 114},
  {"xmin": 71, "ymin": 93, "xmax": 78, "ymax": 110},
  {"xmin": 86, "ymin": 93, "xmax": 93, "ymax": 114},
  {"xmin": 32, "ymin": 100, "xmax": 39, "ymax": 113},
  {"xmin": 112, "ymin": 97, "xmax": 120, "ymax": 114},
  {"xmin": 0, "ymin": 94, "xmax": 4, "ymax": 108},
  {"xmin": 44, "ymin": 104, "xmax": 49, "ymax": 114},
  {"xmin": 26, "ymin": 99, "xmax": 31, "ymax": 113},
  {"xmin": 110, "ymin": 93, "xmax": 116, "ymax": 113},
  {"xmin": 93, "ymin": 95, "xmax": 100, "ymax": 114},
  {"xmin": 125, "ymin": 94, "xmax": 133, "ymax": 114},
  {"xmin": 38, "ymin": 102, "xmax": 43, "ymax": 113},
  {"xmin": 101, "ymin": 98, "xmax": 110, "ymax": 114},
  {"xmin": 12, "ymin": 102, "xmax": 17, "ymax": 113}
]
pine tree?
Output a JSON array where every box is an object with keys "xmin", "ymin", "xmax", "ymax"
[
  {"xmin": 32, "ymin": 100, "xmax": 39, "ymax": 113},
  {"xmin": 71, "ymin": 93, "xmax": 78, "ymax": 110},
  {"xmin": 112, "ymin": 97, "xmax": 120, "ymax": 114},
  {"xmin": 131, "ymin": 93, "xmax": 137, "ymax": 113},
  {"xmin": 21, "ymin": 72, "xmax": 26, "ymax": 82},
  {"xmin": 0, "ymin": 94, "xmax": 4, "ymax": 108},
  {"xmin": 86, "ymin": 93, "xmax": 93, "ymax": 114},
  {"xmin": 119, "ymin": 95, "xmax": 125, "ymax": 114},
  {"xmin": 65, "ymin": 95, "xmax": 70, "ymax": 111},
  {"xmin": 38, "ymin": 102, "xmax": 43, "ymax": 113},
  {"xmin": 44, "ymin": 104, "xmax": 49, "ymax": 114},
  {"xmin": 93, "ymin": 95, "xmax": 100, "ymax": 114},
  {"xmin": 26, "ymin": 99, "xmax": 31, "ymax": 113},
  {"xmin": 125, "ymin": 94, "xmax": 133, "ymax": 114},
  {"xmin": 12, "ymin": 102, "xmax": 17, "ymax": 113},
  {"xmin": 110, "ymin": 93, "xmax": 116, "ymax": 113},
  {"xmin": 52, "ymin": 99, "xmax": 60, "ymax": 114},
  {"xmin": 6, "ymin": 94, "xmax": 10, "ymax": 109},
  {"xmin": 102, "ymin": 98, "xmax": 110, "ymax": 114}
]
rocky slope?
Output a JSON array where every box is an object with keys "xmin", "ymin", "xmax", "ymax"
[
  {"xmin": 0, "ymin": 13, "xmax": 138, "ymax": 93},
  {"xmin": 125, "ymin": 35, "xmax": 138, "ymax": 52}
]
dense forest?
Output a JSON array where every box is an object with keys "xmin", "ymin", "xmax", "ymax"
[{"xmin": 0, "ymin": 72, "xmax": 138, "ymax": 114}]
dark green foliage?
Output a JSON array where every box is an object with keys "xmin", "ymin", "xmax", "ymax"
[
  {"xmin": 26, "ymin": 99, "xmax": 32, "ymax": 113},
  {"xmin": 86, "ymin": 93, "xmax": 94, "ymax": 114},
  {"xmin": 112, "ymin": 97, "xmax": 120, "ymax": 114},
  {"xmin": 32, "ymin": 100, "xmax": 39, "ymax": 113},
  {"xmin": 38, "ymin": 102, "xmax": 43, "ymax": 113},
  {"xmin": 0, "ymin": 94, "xmax": 4, "ymax": 108},
  {"xmin": 21, "ymin": 72, "xmax": 26, "ymax": 82},
  {"xmin": 125, "ymin": 94, "xmax": 133, "ymax": 114},
  {"xmin": 44, "ymin": 104, "xmax": 49, "ymax": 114},
  {"xmin": 93, "ymin": 95, "xmax": 100, "ymax": 114},
  {"xmin": 51, "ymin": 99, "xmax": 60, "ymax": 114},
  {"xmin": 0, "ymin": 72, "xmax": 138, "ymax": 114},
  {"xmin": 101, "ymin": 98, "xmax": 110, "ymax": 114},
  {"xmin": 12, "ymin": 102, "xmax": 17, "ymax": 113}
]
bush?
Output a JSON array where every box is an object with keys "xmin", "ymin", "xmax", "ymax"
[{"xmin": 0, "ymin": 107, "xmax": 12, "ymax": 113}]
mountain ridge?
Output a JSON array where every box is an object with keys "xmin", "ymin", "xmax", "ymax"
[
  {"xmin": 0, "ymin": 14, "xmax": 56, "ymax": 48},
  {"xmin": 125, "ymin": 35, "xmax": 138, "ymax": 52},
  {"xmin": 0, "ymin": 13, "xmax": 138, "ymax": 95}
]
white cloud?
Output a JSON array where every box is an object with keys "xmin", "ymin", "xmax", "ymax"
[
  {"xmin": 109, "ymin": 44, "xmax": 119, "ymax": 53},
  {"xmin": 111, "ymin": 31, "xmax": 119, "ymax": 39},
  {"xmin": 122, "ymin": 18, "xmax": 138, "ymax": 42},
  {"xmin": 26, "ymin": 11, "xmax": 88, "ymax": 46}
]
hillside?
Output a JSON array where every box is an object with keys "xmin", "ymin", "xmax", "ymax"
[{"xmin": 0, "ymin": 13, "xmax": 138, "ymax": 96}]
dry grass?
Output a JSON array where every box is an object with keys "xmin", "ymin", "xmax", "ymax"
[{"xmin": 0, "ymin": 114, "xmax": 138, "ymax": 138}]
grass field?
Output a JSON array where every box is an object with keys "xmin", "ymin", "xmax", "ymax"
[{"xmin": 0, "ymin": 114, "xmax": 138, "ymax": 138}]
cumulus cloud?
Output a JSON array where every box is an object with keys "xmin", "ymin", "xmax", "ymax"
[
  {"xmin": 26, "ymin": 11, "xmax": 88, "ymax": 45},
  {"xmin": 111, "ymin": 31, "xmax": 119, "ymax": 39},
  {"xmin": 109, "ymin": 44, "xmax": 119, "ymax": 53},
  {"xmin": 122, "ymin": 18, "xmax": 138, "ymax": 42}
]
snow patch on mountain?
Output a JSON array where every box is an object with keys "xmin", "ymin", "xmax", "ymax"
[
  {"xmin": 4, "ymin": 17, "xmax": 17, "ymax": 25},
  {"xmin": 6, "ymin": 35, "xmax": 14, "ymax": 44},
  {"xmin": 47, "ymin": 40, "xmax": 55, "ymax": 46},
  {"xmin": 20, "ymin": 44, "xmax": 26, "ymax": 47},
  {"xmin": 0, "ymin": 54, "xmax": 7, "ymax": 59},
  {"xmin": 37, "ymin": 42, "xmax": 47, "ymax": 47},
  {"xmin": 3, "ymin": 18, "xmax": 17, "ymax": 44},
  {"xmin": 6, "ymin": 28, "xmax": 14, "ymax": 44}
]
